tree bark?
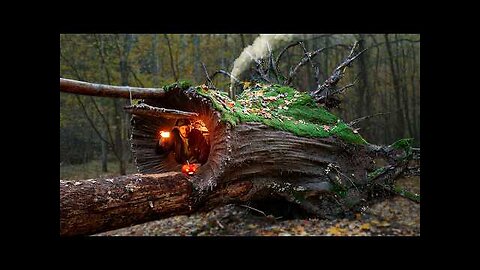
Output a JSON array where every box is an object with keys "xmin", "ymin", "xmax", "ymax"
[
  {"xmin": 101, "ymin": 130, "xmax": 108, "ymax": 172},
  {"xmin": 60, "ymin": 172, "xmax": 254, "ymax": 236},
  {"xmin": 384, "ymin": 34, "xmax": 405, "ymax": 139},
  {"xmin": 60, "ymin": 78, "xmax": 413, "ymax": 236},
  {"xmin": 60, "ymin": 78, "xmax": 166, "ymax": 99}
]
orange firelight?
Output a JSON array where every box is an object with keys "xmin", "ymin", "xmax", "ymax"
[
  {"xmin": 182, "ymin": 163, "xmax": 199, "ymax": 176},
  {"xmin": 160, "ymin": 131, "xmax": 170, "ymax": 138}
]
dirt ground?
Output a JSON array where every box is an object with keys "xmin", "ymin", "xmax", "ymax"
[{"xmin": 95, "ymin": 176, "xmax": 419, "ymax": 237}]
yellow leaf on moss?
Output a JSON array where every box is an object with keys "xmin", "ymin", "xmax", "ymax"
[
  {"xmin": 326, "ymin": 226, "xmax": 346, "ymax": 236},
  {"xmin": 360, "ymin": 223, "xmax": 371, "ymax": 230}
]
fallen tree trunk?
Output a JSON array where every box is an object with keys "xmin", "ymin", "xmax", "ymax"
[
  {"xmin": 60, "ymin": 53, "xmax": 416, "ymax": 236},
  {"xmin": 60, "ymin": 172, "xmax": 253, "ymax": 236},
  {"xmin": 60, "ymin": 79, "xmax": 414, "ymax": 236}
]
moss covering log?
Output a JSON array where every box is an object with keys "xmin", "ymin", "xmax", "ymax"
[{"xmin": 60, "ymin": 78, "xmax": 417, "ymax": 236}]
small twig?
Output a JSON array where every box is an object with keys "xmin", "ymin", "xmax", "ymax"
[
  {"xmin": 331, "ymin": 166, "xmax": 359, "ymax": 192},
  {"xmin": 124, "ymin": 103, "xmax": 199, "ymax": 119},
  {"xmin": 332, "ymin": 81, "xmax": 356, "ymax": 95},
  {"xmin": 275, "ymin": 41, "xmax": 301, "ymax": 76},
  {"xmin": 239, "ymin": 204, "xmax": 267, "ymax": 217},
  {"xmin": 284, "ymin": 47, "xmax": 328, "ymax": 85},
  {"xmin": 311, "ymin": 41, "xmax": 367, "ymax": 105},
  {"xmin": 216, "ymin": 219, "xmax": 225, "ymax": 229},
  {"xmin": 128, "ymin": 65, "xmax": 145, "ymax": 88},
  {"xmin": 201, "ymin": 62, "xmax": 216, "ymax": 89},
  {"xmin": 245, "ymin": 50, "xmax": 262, "ymax": 66},
  {"xmin": 266, "ymin": 40, "xmax": 280, "ymax": 83},
  {"xmin": 244, "ymin": 48, "xmax": 272, "ymax": 83},
  {"xmin": 163, "ymin": 34, "xmax": 178, "ymax": 82},
  {"xmin": 210, "ymin": 70, "xmax": 242, "ymax": 85},
  {"xmin": 299, "ymin": 41, "xmax": 321, "ymax": 87},
  {"xmin": 377, "ymin": 183, "xmax": 420, "ymax": 203},
  {"xmin": 348, "ymin": 112, "xmax": 392, "ymax": 127}
]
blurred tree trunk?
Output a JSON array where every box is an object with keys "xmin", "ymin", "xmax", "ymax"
[
  {"xmin": 115, "ymin": 34, "xmax": 135, "ymax": 175},
  {"xmin": 179, "ymin": 34, "xmax": 186, "ymax": 77},
  {"xmin": 355, "ymin": 35, "xmax": 370, "ymax": 137},
  {"xmin": 385, "ymin": 34, "xmax": 405, "ymax": 139},
  {"xmin": 410, "ymin": 43, "xmax": 419, "ymax": 144},
  {"xmin": 101, "ymin": 129, "xmax": 108, "ymax": 172},
  {"xmin": 222, "ymin": 34, "xmax": 228, "ymax": 70},
  {"xmin": 152, "ymin": 34, "xmax": 160, "ymax": 87},
  {"xmin": 322, "ymin": 36, "xmax": 330, "ymax": 83},
  {"xmin": 113, "ymin": 100, "xmax": 125, "ymax": 174},
  {"xmin": 192, "ymin": 35, "xmax": 201, "ymax": 83},
  {"xmin": 164, "ymin": 34, "xmax": 178, "ymax": 81},
  {"xmin": 240, "ymin": 34, "xmax": 246, "ymax": 49},
  {"xmin": 399, "ymin": 39, "xmax": 414, "ymax": 138}
]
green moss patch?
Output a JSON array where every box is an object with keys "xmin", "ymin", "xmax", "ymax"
[
  {"xmin": 367, "ymin": 166, "xmax": 388, "ymax": 180},
  {"xmin": 393, "ymin": 186, "xmax": 420, "ymax": 203},
  {"xmin": 163, "ymin": 80, "xmax": 192, "ymax": 92},
  {"xmin": 390, "ymin": 138, "xmax": 414, "ymax": 158},
  {"xmin": 195, "ymin": 83, "xmax": 367, "ymax": 145}
]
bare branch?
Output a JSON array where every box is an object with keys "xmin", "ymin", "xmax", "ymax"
[
  {"xmin": 266, "ymin": 40, "xmax": 280, "ymax": 83},
  {"xmin": 128, "ymin": 66, "xmax": 145, "ymax": 88},
  {"xmin": 60, "ymin": 78, "xmax": 167, "ymax": 99},
  {"xmin": 163, "ymin": 34, "xmax": 178, "ymax": 81},
  {"xmin": 124, "ymin": 104, "xmax": 199, "ymax": 119},
  {"xmin": 75, "ymin": 96, "xmax": 114, "ymax": 148},
  {"xmin": 275, "ymin": 41, "xmax": 301, "ymax": 78},
  {"xmin": 239, "ymin": 204, "xmax": 267, "ymax": 217},
  {"xmin": 284, "ymin": 47, "xmax": 328, "ymax": 85},
  {"xmin": 310, "ymin": 41, "xmax": 367, "ymax": 107},
  {"xmin": 299, "ymin": 41, "xmax": 321, "ymax": 87},
  {"xmin": 210, "ymin": 70, "xmax": 242, "ymax": 85},
  {"xmin": 88, "ymin": 96, "xmax": 117, "ymax": 154},
  {"xmin": 348, "ymin": 112, "xmax": 392, "ymax": 127},
  {"xmin": 201, "ymin": 62, "xmax": 216, "ymax": 89}
]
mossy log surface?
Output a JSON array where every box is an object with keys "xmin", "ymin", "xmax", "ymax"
[
  {"xmin": 60, "ymin": 78, "xmax": 415, "ymax": 236},
  {"xmin": 130, "ymin": 83, "xmax": 411, "ymax": 218}
]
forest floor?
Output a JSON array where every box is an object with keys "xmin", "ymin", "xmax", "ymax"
[
  {"xmin": 60, "ymin": 160, "xmax": 137, "ymax": 180},
  {"xmin": 94, "ymin": 175, "xmax": 420, "ymax": 237}
]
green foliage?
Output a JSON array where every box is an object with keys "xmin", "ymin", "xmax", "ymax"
[
  {"xmin": 367, "ymin": 166, "xmax": 388, "ymax": 180},
  {"xmin": 390, "ymin": 138, "xmax": 414, "ymax": 157},
  {"xmin": 196, "ymin": 83, "xmax": 367, "ymax": 144},
  {"xmin": 390, "ymin": 138, "xmax": 413, "ymax": 150},
  {"xmin": 163, "ymin": 80, "xmax": 192, "ymax": 91},
  {"xmin": 59, "ymin": 34, "xmax": 420, "ymax": 177},
  {"xmin": 330, "ymin": 181, "xmax": 348, "ymax": 198},
  {"xmin": 393, "ymin": 186, "xmax": 420, "ymax": 203}
]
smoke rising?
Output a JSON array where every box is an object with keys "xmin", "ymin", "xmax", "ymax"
[{"xmin": 229, "ymin": 34, "xmax": 324, "ymax": 96}]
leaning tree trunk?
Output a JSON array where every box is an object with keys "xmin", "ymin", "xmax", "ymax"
[{"xmin": 60, "ymin": 78, "xmax": 414, "ymax": 236}]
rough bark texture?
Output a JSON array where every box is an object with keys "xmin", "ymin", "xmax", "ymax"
[
  {"xmin": 60, "ymin": 78, "xmax": 412, "ymax": 236},
  {"xmin": 125, "ymin": 103, "xmax": 199, "ymax": 119},
  {"xmin": 60, "ymin": 78, "xmax": 167, "ymax": 99},
  {"xmin": 129, "ymin": 86, "xmax": 408, "ymax": 219},
  {"xmin": 60, "ymin": 172, "xmax": 254, "ymax": 236}
]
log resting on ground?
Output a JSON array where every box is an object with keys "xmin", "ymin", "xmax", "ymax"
[
  {"xmin": 60, "ymin": 172, "xmax": 253, "ymax": 236},
  {"xmin": 60, "ymin": 78, "xmax": 413, "ymax": 236}
]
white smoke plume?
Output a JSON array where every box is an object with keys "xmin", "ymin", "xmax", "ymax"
[{"xmin": 229, "ymin": 34, "xmax": 326, "ymax": 97}]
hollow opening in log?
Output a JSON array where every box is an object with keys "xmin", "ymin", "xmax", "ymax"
[
  {"xmin": 155, "ymin": 118, "xmax": 211, "ymax": 173},
  {"xmin": 130, "ymin": 87, "xmax": 227, "ymax": 180}
]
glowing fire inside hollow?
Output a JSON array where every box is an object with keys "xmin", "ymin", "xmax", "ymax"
[
  {"xmin": 160, "ymin": 131, "xmax": 170, "ymax": 138},
  {"xmin": 182, "ymin": 163, "xmax": 199, "ymax": 176}
]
